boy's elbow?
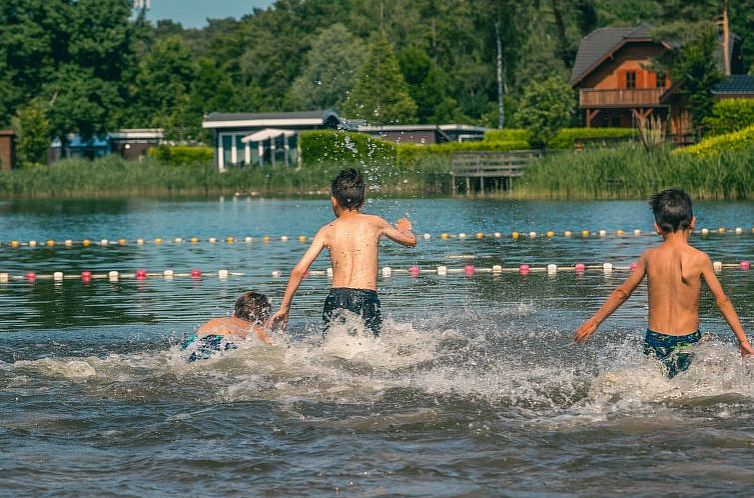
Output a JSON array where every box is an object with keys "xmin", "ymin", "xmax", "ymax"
[
  {"xmin": 406, "ymin": 237, "xmax": 417, "ymax": 247},
  {"xmin": 290, "ymin": 266, "xmax": 307, "ymax": 279}
]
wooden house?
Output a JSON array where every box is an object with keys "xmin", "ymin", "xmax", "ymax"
[
  {"xmin": 571, "ymin": 24, "xmax": 744, "ymax": 137},
  {"xmin": 0, "ymin": 130, "xmax": 15, "ymax": 171}
]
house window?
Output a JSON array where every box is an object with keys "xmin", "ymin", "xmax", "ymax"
[
  {"xmin": 625, "ymin": 71, "xmax": 637, "ymax": 89},
  {"xmin": 656, "ymin": 72, "xmax": 666, "ymax": 88}
]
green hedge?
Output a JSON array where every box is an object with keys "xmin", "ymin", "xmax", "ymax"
[
  {"xmin": 147, "ymin": 145, "xmax": 214, "ymax": 165},
  {"xmin": 674, "ymin": 124, "xmax": 754, "ymax": 158},
  {"xmin": 397, "ymin": 140, "xmax": 530, "ymax": 169},
  {"xmin": 548, "ymin": 127, "xmax": 637, "ymax": 150},
  {"xmin": 484, "ymin": 128, "xmax": 532, "ymax": 144},
  {"xmin": 299, "ymin": 130, "xmax": 397, "ymax": 166},
  {"xmin": 702, "ymin": 99, "xmax": 754, "ymax": 136}
]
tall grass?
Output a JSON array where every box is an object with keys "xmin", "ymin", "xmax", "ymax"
[
  {"xmin": 0, "ymin": 155, "xmax": 451, "ymax": 198},
  {"xmin": 515, "ymin": 143, "xmax": 754, "ymax": 200}
]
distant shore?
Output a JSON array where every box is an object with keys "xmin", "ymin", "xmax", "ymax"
[{"xmin": 1, "ymin": 146, "xmax": 751, "ymax": 201}]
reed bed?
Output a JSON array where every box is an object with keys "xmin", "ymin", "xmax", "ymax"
[{"xmin": 514, "ymin": 143, "xmax": 754, "ymax": 200}]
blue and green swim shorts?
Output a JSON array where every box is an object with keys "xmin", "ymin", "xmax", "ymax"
[{"xmin": 643, "ymin": 329, "xmax": 701, "ymax": 378}]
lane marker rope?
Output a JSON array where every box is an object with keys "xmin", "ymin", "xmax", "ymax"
[
  {"xmin": 3, "ymin": 227, "xmax": 752, "ymax": 249},
  {"xmin": 1, "ymin": 261, "xmax": 748, "ymax": 284}
]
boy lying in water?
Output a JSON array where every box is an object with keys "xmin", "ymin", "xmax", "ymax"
[
  {"xmin": 183, "ymin": 291, "xmax": 272, "ymax": 362},
  {"xmin": 575, "ymin": 189, "xmax": 752, "ymax": 377}
]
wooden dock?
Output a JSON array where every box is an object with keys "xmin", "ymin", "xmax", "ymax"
[{"xmin": 450, "ymin": 150, "xmax": 542, "ymax": 195}]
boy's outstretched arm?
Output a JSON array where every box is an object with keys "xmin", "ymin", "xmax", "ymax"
[
  {"xmin": 701, "ymin": 256, "xmax": 753, "ymax": 356},
  {"xmin": 381, "ymin": 217, "xmax": 417, "ymax": 247},
  {"xmin": 268, "ymin": 231, "xmax": 326, "ymax": 330},
  {"xmin": 574, "ymin": 254, "xmax": 647, "ymax": 342}
]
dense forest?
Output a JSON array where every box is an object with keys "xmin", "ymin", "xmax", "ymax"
[{"xmin": 1, "ymin": 0, "xmax": 752, "ymax": 144}]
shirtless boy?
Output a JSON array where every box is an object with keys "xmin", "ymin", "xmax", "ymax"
[
  {"xmin": 183, "ymin": 291, "xmax": 271, "ymax": 362},
  {"xmin": 269, "ymin": 169, "xmax": 416, "ymax": 336},
  {"xmin": 575, "ymin": 189, "xmax": 752, "ymax": 377}
]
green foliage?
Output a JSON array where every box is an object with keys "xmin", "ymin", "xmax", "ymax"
[
  {"xmin": 652, "ymin": 23, "xmax": 721, "ymax": 128},
  {"xmin": 147, "ymin": 145, "xmax": 214, "ymax": 166},
  {"xmin": 343, "ymin": 33, "xmax": 418, "ymax": 124},
  {"xmin": 517, "ymin": 143, "xmax": 753, "ymax": 200},
  {"xmin": 512, "ymin": 76, "xmax": 575, "ymax": 147},
  {"xmin": 702, "ymin": 99, "xmax": 754, "ymax": 136},
  {"xmin": 299, "ymin": 130, "xmax": 398, "ymax": 167},
  {"xmin": 674, "ymin": 124, "xmax": 754, "ymax": 158},
  {"xmin": 548, "ymin": 128, "xmax": 637, "ymax": 149},
  {"xmin": 289, "ymin": 24, "xmax": 367, "ymax": 111},
  {"xmin": 11, "ymin": 101, "xmax": 50, "ymax": 167},
  {"xmin": 484, "ymin": 129, "xmax": 532, "ymax": 144}
]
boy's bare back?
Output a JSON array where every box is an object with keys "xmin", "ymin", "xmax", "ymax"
[
  {"xmin": 315, "ymin": 213, "xmax": 413, "ymax": 291},
  {"xmin": 642, "ymin": 242, "xmax": 708, "ymax": 335}
]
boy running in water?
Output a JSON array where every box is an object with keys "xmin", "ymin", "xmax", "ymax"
[
  {"xmin": 575, "ymin": 189, "xmax": 752, "ymax": 377},
  {"xmin": 269, "ymin": 169, "xmax": 416, "ymax": 336}
]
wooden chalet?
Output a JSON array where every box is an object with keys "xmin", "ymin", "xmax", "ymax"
[{"xmin": 571, "ymin": 24, "xmax": 745, "ymax": 136}]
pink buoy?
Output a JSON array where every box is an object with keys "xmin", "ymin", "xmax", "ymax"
[
  {"xmin": 191, "ymin": 269, "xmax": 202, "ymax": 278},
  {"xmin": 25, "ymin": 272, "xmax": 36, "ymax": 282},
  {"xmin": 409, "ymin": 265, "xmax": 420, "ymax": 277},
  {"xmin": 136, "ymin": 269, "xmax": 147, "ymax": 280},
  {"xmin": 575, "ymin": 263, "xmax": 585, "ymax": 273},
  {"xmin": 630, "ymin": 262, "xmax": 638, "ymax": 272},
  {"xmin": 519, "ymin": 264, "xmax": 530, "ymax": 275},
  {"xmin": 740, "ymin": 261, "xmax": 751, "ymax": 271},
  {"xmin": 464, "ymin": 265, "xmax": 476, "ymax": 276},
  {"xmin": 81, "ymin": 271, "xmax": 91, "ymax": 281}
]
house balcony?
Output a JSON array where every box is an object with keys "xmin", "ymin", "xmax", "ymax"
[{"xmin": 579, "ymin": 88, "xmax": 665, "ymax": 108}]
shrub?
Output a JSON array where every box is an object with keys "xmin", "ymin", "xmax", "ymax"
[
  {"xmin": 397, "ymin": 140, "xmax": 530, "ymax": 169},
  {"xmin": 702, "ymin": 99, "xmax": 754, "ymax": 136},
  {"xmin": 299, "ymin": 130, "xmax": 397, "ymax": 167},
  {"xmin": 548, "ymin": 127, "xmax": 637, "ymax": 150},
  {"xmin": 484, "ymin": 128, "xmax": 532, "ymax": 144},
  {"xmin": 147, "ymin": 145, "xmax": 213, "ymax": 165},
  {"xmin": 674, "ymin": 124, "xmax": 754, "ymax": 157}
]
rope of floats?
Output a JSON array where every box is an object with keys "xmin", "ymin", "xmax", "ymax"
[
  {"xmin": 2, "ymin": 261, "xmax": 750, "ymax": 283},
  {"xmin": 2, "ymin": 226, "xmax": 754, "ymax": 248}
]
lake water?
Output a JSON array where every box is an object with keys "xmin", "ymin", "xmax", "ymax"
[{"xmin": 1, "ymin": 197, "xmax": 753, "ymax": 497}]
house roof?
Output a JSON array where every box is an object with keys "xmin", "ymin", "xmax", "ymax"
[
  {"xmin": 711, "ymin": 75, "xmax": 754, "ymax": 95},
  {"xmin": 570, "ymin": 24, "xmax": 661, "ymax": 86},
  {"xmin": 241, "ymin": 128, "xmax": 296, "ymax": 143},
  {"xmin": 202, "ymin": 110, "xmax": 344, "ymax": 129}
]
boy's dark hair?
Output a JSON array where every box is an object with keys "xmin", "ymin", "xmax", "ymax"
[
  {"xmin": 234, "ymin": 291, "xmax": 271, "ymax": 324},
  {"xmin": 649, "ymin": 188, "xmax": 693, "ymax": 233},
  {"xmin": 331, "ymin": 168, "xmax": 365, "ymax": 209}
]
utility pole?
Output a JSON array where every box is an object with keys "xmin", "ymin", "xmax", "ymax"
[
  {"xmin": 722, "ymin": 0, "xmax": 731, "ymax": 76},
  {"xmin": 495, "ymin": 21, "xmax": 504, "ymax": 129}
]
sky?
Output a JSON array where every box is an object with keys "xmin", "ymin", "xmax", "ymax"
[{"xmin": 144, "ymin": 0, "xmax": 275, "ymax": 28}]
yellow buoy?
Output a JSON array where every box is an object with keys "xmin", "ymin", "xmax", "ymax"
[
  {"xmin": 154, "ymin": 238, "xmax": 163, "ymax": 245},
  {"xmin": 546, "ymin": 231, "xmax": 555, "ymax": 238},
  {"xmin": 191, "ymin": 237, "xmax": 199, "ymax": 244},
  {"xmin": 298, "ymin": 235, "xmax": 307, "ymax": 243},
  {"xmin": 82, "ymin": 239, "xmax": 91, "ymax": 247},
  {"xmin": 226, "ymin": 236, "xmax": 235, "ymax": 244},
  {"xmin": 512, "ymin": 231, "xmax": 520, "ymax": 239},
  {"xmin": 476, "ymin": 232, "xmax": 485, "ymax": 239},
  {"xmin": 46, "ymin": 240, "xmax": 55, "ymax": 247},
  {"xmin": 119, "ymin": 239, "xmax": 127, "ymax": 246},
  {"xmin": 441, "ymin": 233, "xmax": 449, "ymax": 239},
  {"xmin": 263, "ymin": 236, "xmax": 271, "ymax": 243},
  {"xmin": 581, "ymin": 230, "xmax": 590, "ymax": 238}
]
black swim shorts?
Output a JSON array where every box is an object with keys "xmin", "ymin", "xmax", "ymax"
[{"xmin": 322, "ymin": 287, "xmax": 382, "ymax": 336}]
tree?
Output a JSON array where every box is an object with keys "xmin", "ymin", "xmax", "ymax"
[
  {"xmin": 398, "ymin": 46, "xmax": 461, "ymax": 123},
  {"xmin": 344, "ymin": 33, "xmax": 417, "ymax": 124},
  {"xmin": 512, "ymin": 76, "xmax": 575, "ymax": 147},
  {"xmin": 132, "ymin": 35, "xmax": 196, "ymax": 133},
  {"xmin": 289, "ymin": 24, "xmax": 367, "ymax": 111},
  {"xmin": 11, "ymin": 101, "xmax": 50, "ymax": 166},
  {"xmin": 653, "ymin": 23, "xmax": 722, "ymax": 128}
]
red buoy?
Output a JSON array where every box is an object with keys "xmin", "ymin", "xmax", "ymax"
[
  {"xmin": 191, "ymin": 269, "xmax": 202, "ymax": 278},
  {"xmin": 136, "ymin": 269, "xmax": 147, "ymax": 280},
  {"xmin": 519, "ymin": 264, "xmax": 530, "ymax": 275}
]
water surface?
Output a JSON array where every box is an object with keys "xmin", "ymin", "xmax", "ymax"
[{"xmin": 1, "ymin": 198, "xmax": 753, "ymax": 497}]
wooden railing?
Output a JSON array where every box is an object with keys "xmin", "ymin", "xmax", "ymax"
[
  {"xmin": 579, "ymin": 88, "xmax": 663, "ymax": 107},
  {"xmin": 450, "ymin": 150, "xmax": 542, "ymax": 194}
]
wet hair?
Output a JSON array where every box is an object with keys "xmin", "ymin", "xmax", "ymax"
[
  {"xmin": 234, "ymin": 291, "xmax": 271, "ymax": 325},
  {"xmin": 331, "ymin": 168, "xmax": 365, "ymax": 209},
  {"xmin": 649, "ymin": 188, "xmax": 693, "ymax": 233}
]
